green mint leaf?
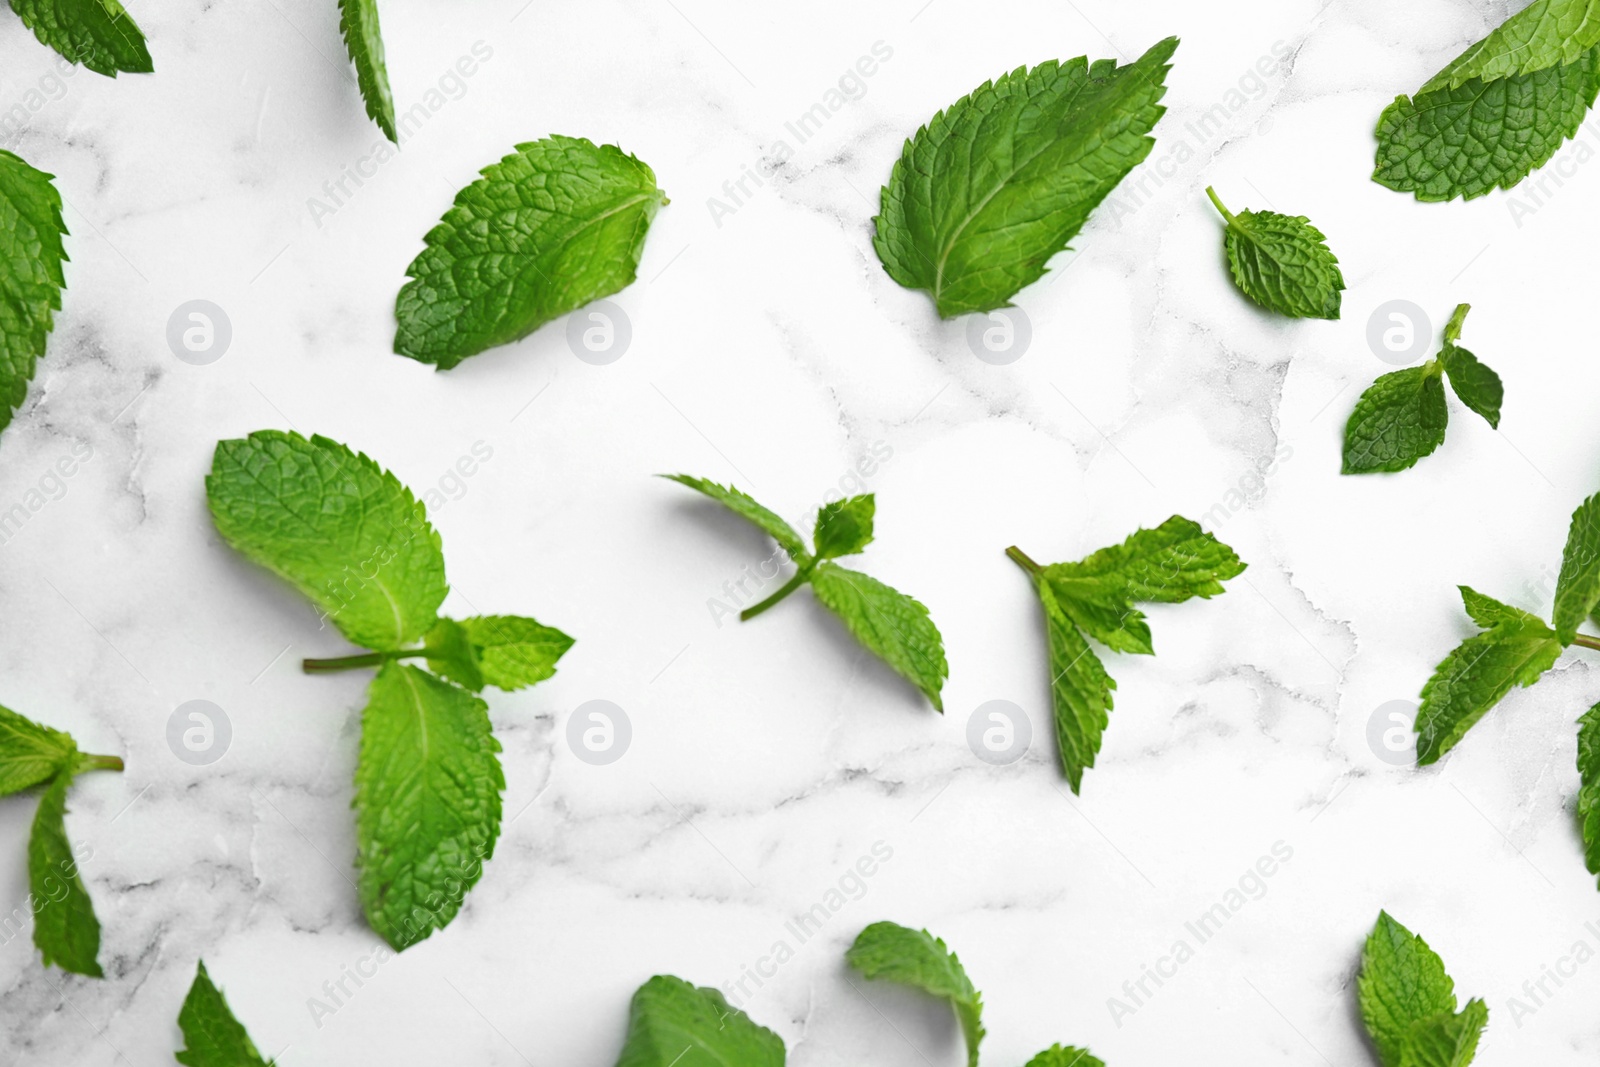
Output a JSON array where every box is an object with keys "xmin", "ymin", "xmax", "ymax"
[
  {"xmin": 808, "ymin": 562, "xmax": 947, "ymax": 711},
  {"xmin": 661, "ymin": 474, "xmax": 809, "ymax": 561},
  {"xmin": 395, "ymin": 136, "xmax": 667, "ymax": 368},
  {"xmin": 615, "ymin": 975, "xmax": 785, "ymax": 1067},
  {"xmin": 422, "ymin": 618, "xmax": 485, "ymax": 692},
  {"xmin": 1398, "ymin": 1002, "xmax": 1488, "ymax": 1067},
  {"xmin": 29, "ymin": 768, "xmax": 102, "ymax": 975},
  {"xmin": 813, "ymin": 494, "xmax": 875, "ymax": 560},
  {"xmin": 1036, "ymin": 578, "xmax": 1115, "ymax": 792},
  {"xmin": 176, "ymin": 961, "xmax": 273, "ymax": 1067},
  {"xmin": 846, "ymin": 921, "xmax": 984, "ymax": 1067},
  {"xmin": 1374, "ymin": 53, "xmax": 1600, "ymax": 201},
  {"xmin": 1205, "ymin": 187, "xmax": 1343, "ymax": 319},
  {"xmin": 338, "ymin": 0, "xmax": 396, "ymax": 141},
  {"xmin": 0, "ymin": 703, "xmax": 77, "ymax": 796},
  {"xmin": 207, "ymin": 431, "xmax": 448, "ymax": 652},
  {"xmin": 1441, "ymin": 344, "xmax": 1502, "ymax": 428},
  {"xmin": 1457, "ymin": 585, "xmax": 1541, "ymax": 630},
  {"xmin": 1358, "ymin": 912, "xmax": 1463, "ymax": 1067},
  {"xmin": 355, "ymin": 662, "xmax": 503, "ymax": 950},
  {"xmin": 1577, "ymin": 704, "xmax": 1600, "ymax": 887},
  {"xmin": 1024, "ymin": 1047, "xmax": 1107, "ymax": 1067},
  {"xmin": 8, "ymin": 0, "xmax": 152, "ymax": 76},
  {"xmin": 1415, "ymin": 588, "xmax": 1562, "ymax": 764},
  {"xmin": 0, "ymin": 150, "xmax": 68, "ymax": 440},
  {"xmin": 1553, "ymin": 489, "xmax": 1600, "ymax": 644},
  {"xmin": 873, "ymin": 37, "xmax": 1177, "ymax": 318},
  {"xmin": 1342, "ymin": 364, "xmax": 1449, "ymax": 474},
  {"xmin": 1422, "ymin": 0, "xmax": 1600, "ymax": 90},
  {"xmin": 458, "ymin": 615, "xmax": 573, "ymax": 691},
  {"xmin": 1049, "ymin": 515, "xmax": 1246, "ymax": 602},
  {"xmin": 1040, "ymin": 573, "xmax": 1152, "ymax": 656}
]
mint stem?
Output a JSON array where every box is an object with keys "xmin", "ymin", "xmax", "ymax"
[
  {"xmin": 302, "ymin": 650, "xmax": 424, "ymax": 673},
  {"xmin": 78, "ymin": 754, "xmax": 124, "ymax": 774},
  {"xmin": 1573, "ymin": 634, "xmax": 1600, "ymax": 652},
  {"xmin": 1005, "ymin": 546, "xmax": 1042, "ymax": 576},
  {"xmin": 740, "ymin": 563, "xmax": 815, "ymax": 621},
  {"xmin": 1204, "ymin": 185, "xmax": 1234, "ymax": 224},
  {"xmin": 1444, "ymin": 303, "xmax": 1471, "ymax": 344}
]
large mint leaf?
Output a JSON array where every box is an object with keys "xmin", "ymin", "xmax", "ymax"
[
  {"xmin": 207, "ymin": 431, "xmax": 447, "ymax": 652},
  {"xmin": 338, "ymin": 0, "xmax": 396, "ymax": 141},
  {"xmin": 395, "ymin": 136, "xmax": 667, "ymax": 368},
  {"xmin": 1423, "ymin": 0, "xmax": 1600, "ymax": 89},
  {"xmin": 846, "ymin": 922, "xmax": 984, "ymax": 1067},
  {"xmin": 615, "ymin": 976, "xmax": 785, "ymax": 1067},
  {"xmin": 874, "ymin": 37, "xmax": 1177, "ymax": 318},
  {"xmin": 8, "ymin": 0, "xmax": 152, "ymax": 76},
  {"xmin": 1358, "ymin": 912, "xmax": 1462, "ymax": 1067},
  {"xmin": 0, "ymin": 150, "xmax": 68, "ymax": 439}
]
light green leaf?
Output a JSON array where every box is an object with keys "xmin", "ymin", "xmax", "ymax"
[
  {"xmin": 1036, "ymin": 579, "xmax": 1115, "ymax": 793},
  {"xmin": 1024, "ymin": 1047, "xmax": 1107, "ymax": 1067},
  {"xmin": 1440, "ymin": 345, "xmax": 1503, "ymax": 429},
  {"xmin": 1048, "ymin": 516, "xmax": 1246, "ymax": 602},
  {"xmin": 1374, "ymin": 51, "xmax": 1600, "ymax": 201},
  {"xmin": 809, "ymin": 562, "xmax": 947, "ymax": 711},
  {"xmin": 0, "ymin": 150, "xmax": 68, "ymax": 440},
  {"xmin": 176, "ymin": 961, "xmax": 274, "ymax": 1067},
  {"xmin": 355, "ymin": 663, "xmax": 503, "ymax": 950},
  {"xmin": 846, "ymin": 922, "xmax": 984, "ymax": 1067},
  {"xmin": 1578, "ymin": 704, "xmax": 1600, "ymax": 887},
  {"xmin": 1358, "ymin": 912, "xmax": 1463, "ymax": 1067},
  {"xmin": 874, "ymin": 37, "xmax": 1177, "ymax": 318},
  {"xmin": 1342, "ymin": 364, "xmax": 1449, "ymax": 474},
  {"xmin": 458, "ymin": 615, "xmax": 573, "ymax": 692},
  {"xmin": 615, "ymin": 975, "xmax": 785, "ymax": 1067},
  {"xmin": 0, "ymin": 703, "xmax": 76, "ymax": 797},
  {"xmin": 1207, "ymin": 187, "xmax": 1343, "ymax": 319},
  {"xmin": 1415, "ymin": 593, "xmax": 1561, "ymax": 764},
  {"xmin": 395, "ymin": 136, "xmax": 667, "ymax": 368},
  {"xmin": 1423, "ymin": 0, "xmax": 1600, "ymax": 89},
  {"xmin": 1553, "ymin": 489, "xmax": 1600, "ymax": 644},
  {"xmin": 813, "ymin": 494, "xmax": 875, "ymax": 560},
  {"xmin": 207, "ymin": 431, "xmax": 447, "ymax": 652},
  {"xmin": 8, "ymin": 0, "xmax": 152, "ymax": 76},
  {"xmin": 1398, "ymin": 1001, "xmax": 1488, "ymax": 1067},
  {"xmin": 29, "ymin": 768, "xmax": 102, "ymax": 976},
  {"xmin": 662, "ymin": 474, "xmax": 809, "ymax": 561},
  {"xmin": 423, "ymin": 618, "xmax": 485, "ymax": 692},
  {"xmin": 1041, "ymin": 573, "xmax": 1152, "ymax": 656},
  {"xmin": 338, "ymin": 0, "xmax": 396, "ymax": 141}
]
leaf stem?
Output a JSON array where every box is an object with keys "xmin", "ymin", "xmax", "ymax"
[
  {"xmin": 1005, "ymin": 546, "xmax": 1042, "ymax": 576},
  {"xmin": 302, "ymin": 650, "xmax": 425, "ymax": 673},
  {"xmin": 77, "ymin": 754, "xmax": 124, "ymax": 774},
  {"xmin": 1573, "ymin": 634, "xmax": 1600, "ymax": 652},
  {"xmin": 1203, "ymin": 186, "xmax": 1235, "ymax": 224},
  {"xmin": 740, "ymin": 562, "xmax": 816, "ymax": 621},
  {"xmin": 1444, "ymin": 303, "xmax": 1471, "ymax": 344}
]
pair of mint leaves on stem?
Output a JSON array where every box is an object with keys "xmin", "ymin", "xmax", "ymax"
[
  {"xmin": 0, "ymin": 704, "xmax": 122, "ymax": 976},
  {"xmin": 206, "ymin": 430, "xmax": 573, "ymax": 951},
  {"xmin": 1343, "ymin": 304, "xmax": 1503, "ymax": 475},
  {"xmin": 7, "ymin": 0, "xmax": 151, "ymax": 77},
  {"xmin": 1008, "ymin": 517, "xmax": 1246, "ymax": 792},
  {"xmin": 668, "ymin": 475, "xmax": 948, "ymax": 709},
  {"xmin": 1376, "ymin": 0, "xmax": 1600, "ymax": 201},
  {"xmin": 1359, "ymin": 912, "xmax": 1488, "ymax": 1067}
]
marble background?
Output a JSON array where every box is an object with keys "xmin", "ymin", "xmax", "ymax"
[{"xmin": 0, "ymin": 0, "xmax": 1597, "ymax": 1062}]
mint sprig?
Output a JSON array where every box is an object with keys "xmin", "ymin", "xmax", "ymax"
[
  {"xmin": 1358, "ymin": 912, "xmax": 1487, "ymax": 1067},
  {"xmin": 1343, "ymin": 304, "xmax": 1502, "ymax": 475},
  {"xmin": 0, "ymin": 703, "xmax": 123, "ymax": 976},
  {"xmin": 666, "ymin": 476, "xmax": 947, "ymax": 710},
  {"xmin": 873, "ymin": 38, "xmax": 1177, "ymax": 318},
  {"xmin": 1205, "ymin": 186, "xmax": 1343, "ymax": 319},
  {"xmin": 176, "ymin": 961, "xmax": 274, "ymax": 1067},
  {"xmin": 1009, "ymin": 517, "xmax": 1245, "ymax": 791},
  {"xmin": 7, "ymin": 0, "xmax": 153, "ymax": 76},
  {"xmin": 207, "ymin": 430, "xmax": 572, "ymax": 950},
  {"xmin": 0, "ymin": 150, "xmax": 68, "ymax": 444}
]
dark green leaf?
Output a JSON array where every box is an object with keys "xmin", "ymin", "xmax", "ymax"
[
  {"xmin": 29, "ymin": 769, "xmax": 102, "ymax": 976},
  {"xmin": 176, "ymin": 961, "xmax": 273, "ymax": 1067},
  {"xmin": 1342, "ymin": 364, "xmax": 1449, "ymax": 474},
  {"xmin": 1554, "ymin": 490, "xmax": 1600, "ymax": 644},
  {"xmin": 1440, "ymin": 344, "xmax": 1502, "ymax": 429}
]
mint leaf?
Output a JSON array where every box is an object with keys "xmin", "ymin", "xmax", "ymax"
[
  {"xmin": 847, "ymin": 922, "xmax": 984, "ymax": 1067},
  {"xmin": 1036, "ymin": 579, "xmax": 1115, "ymax": 792},
  {"xmin": 0, "ymin": 703, "xmax": 76, "ymax": 796},
  {"xmin": 1025, "ymin": 1047, "xmax": 1106, "ymax": 1067},
  {"xmin": 661, "ymin": 474, "xmax": 808, "ymax": 560},
  {"xmin": 874, "ymin": 37, "xmax": 1177, "ymax": 318},
  {"xmin": 176, "ymin": 961, "xmax": 273, "ymax": 1067},
  {"xmin": 810, "ymin": 562, "xmax": 947, "ymax": 711},
  {"xmin": 356, "ymin": 662, "xmax": 503, "ymax": 950},
  {"xmin": 395, "ymin": 136, "xmax": 667, "ymax": 368},
  {"xmin": 1458, "ymin": 584, "xmax": 1540, "ymax": 630},
  {"xmin": 813, "ymin": 494, "xmax": 874, "ymax": 560},
  {"xmin": 338, "ymin": 0, "xmax": 396, "ymax": 141},
  {"xmin": 0, "ymin": 150, "xmax": 68, "ymax": 440},
  {"xmin": 1047, "ymin": 515, "xmax": 1246, "ymax": 602},
  {"xmin": 1205, "ymin": 187, "xmax": 1343, "ymax": 319},
  {"xmin": 8, "ymin": 0, "xmax": 152, "ymax": 76},
  {"xmin": 29, "ymin": 768, "xmax": 101, "ymax": 975},
  {"xmin": 1399, "ymin": 1002, "xmax": 1488, "ymax": 1067},
  {"xmin": 1578, "ymin": 704, "xmax": 1600, "ymax": 888},
  {"xmin": 458, "ymin": 615, "xmax": 573, "ymax": 691},
  {"xmin": 207, "ymin": 431, "xmax": 447, "ymax": 652},
  {"xmin": 1342, "ymin": 364, "xmax": 1448, "ymax": 474},
  {"xmin": 1042, "ymin": 573, "xmax": 1152, "ymax": 656},
  {"xmin": 616, "ymin": 975, "xmax": 785, "ymax": 1067},
  {"xmin": 422, "ymin": 618, "xmax": 485, "ymax": 692},
  {"xmin": 1554, "ymin": 489, "xmax": 1600, "ymax": 644},
  {"xmin": 1415, "ymin": 588, "xmax": 1562, "ymax": 764},
  {"xmin": 1422, "ymin": 0, "xmax": 1600, "ymax": 90},
  {"xmin": 1359, "ymin": 912, "xmax": 1484, "ymax": 1067},
  {"xmin": 1374, "ymin": 50, "xmax": 1600, "ymax": 201}
]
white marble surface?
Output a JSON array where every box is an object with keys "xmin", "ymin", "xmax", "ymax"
[{"xmin": 1, "ymin": 0, "xmax": 1598, "ymax": 1062}]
